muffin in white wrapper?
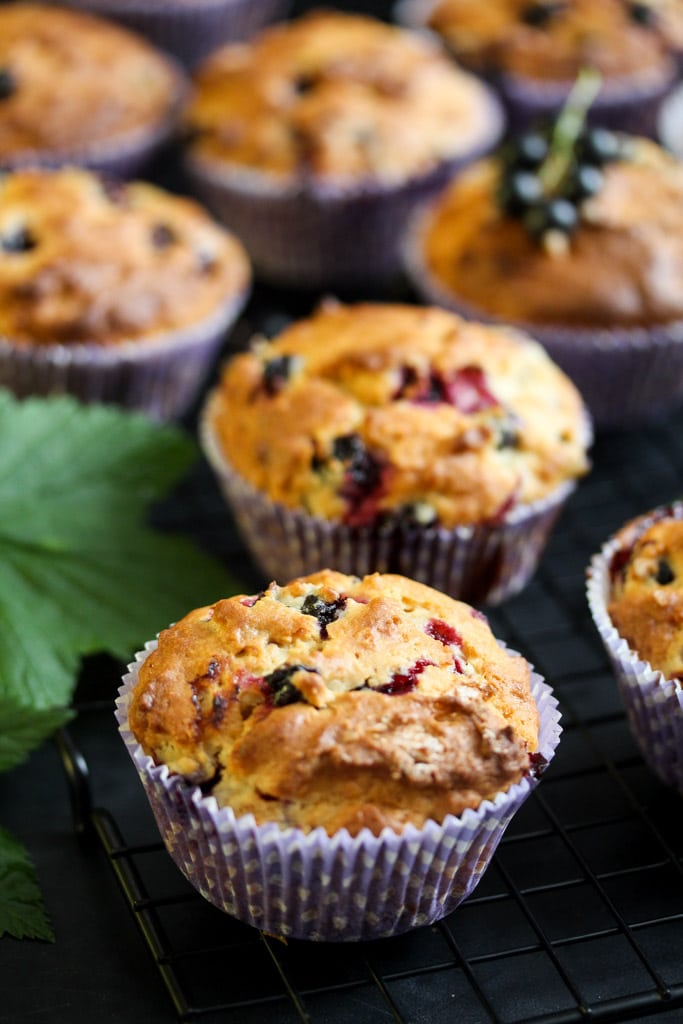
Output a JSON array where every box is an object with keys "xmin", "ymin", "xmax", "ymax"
[
  {"xmin": 0, "ymin": 3, "xmax": 187, "ymax": 179},
  {"xmin": 198, "ymin": 300, "xmax": 590, "ymax": 606},
  {"xmin": 50, "ymin": 0, "xmax": 291, "ymax": 70},
  {"xmin": 116, "ymin": 637, "xmax": 561, "ymax": 942},
  {"xmin": 587, "ymin": 505, "xmax": 683, "ymax": 794},
  {"xmin": 200, "ymin": 400, "xmax": 577, "ymax": 606},
  {"xmin": 183, "ymin": 10, "xmax": 506, "ymax": 288},
  {"xmin": 0, "ymin": 166, "xmax": 252, "ymax": 421}
]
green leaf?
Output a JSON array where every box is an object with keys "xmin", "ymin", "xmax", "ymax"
[
  {"xmin": 0, "ymin": 699, "xmax": 72, "ymax": 772},
  {"xmin": 0, "ymin": 390, "xmax": 243, "ymax": 710},
  {"xmin": 0, "ymin": 827, "xmax": 54, "ymax": 941}
]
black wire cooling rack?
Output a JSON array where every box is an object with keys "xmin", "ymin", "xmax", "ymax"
[{"xmin": 55, "ymin": 327, "xmax": 683, "ymax": 1023}]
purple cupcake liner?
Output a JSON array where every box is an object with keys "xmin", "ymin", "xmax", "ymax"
[
  {"xmin": 116, "ymin": 641, "xmax": 561, "ymax": 941},
  {"xmin": 184, "ymin": 87, "xmax": 505, "ymax": 289},
  {"xmin": 200, "ymin": 394, "xmax": 576, "ymax": 606},
  {"xmin": 404, "ymin": 208, "xmax": 683, "ymax": 431},
  {"xmin": 497, "ymin": 66, "xmax": 679, "ymax": 139},
  {"xmin": 394, "ymin": 0, "xmax": 679, "ymax": 138},
  {"xmin": 587, "ymin": 505, "xmax": 683, "ymax": 795},
  {"xmin": 0, "ymin": 62, "xmax": 187, "ymax": 180},
  {"xmin": 0, "ymin": 288, "xmax": 248, "ymax": 421},
  {"xmin": 48, "ymin": 0, "xmax": 290, "ymax": 69}
]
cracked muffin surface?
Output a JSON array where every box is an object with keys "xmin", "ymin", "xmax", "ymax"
[
  {"xmin": 0, "ymin": 166, "xmax": 250, "ymax": 345},
  {"xmin": 0, "ymin": 2, "xmax": 183, "ymax": 164},
  {"xmin": 206, "ymin": 301, "xmax": 590, "ymax": 529},
  {"xmin": 129, "ymin": 570, "xmax": 540, "ymax": 836},
  {"xmin": 185, "ymin": 9, "xmax": 500, "ymax": 186}
]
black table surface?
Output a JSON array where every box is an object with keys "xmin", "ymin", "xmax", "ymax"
[{"xmin": 3, "ymin": 1, "xmax": 683, "ymax": 1019}]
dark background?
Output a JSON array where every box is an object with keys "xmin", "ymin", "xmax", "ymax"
[{"xmin": 3, "ymin": 1, "xmax": 683, "ymax": 1021}]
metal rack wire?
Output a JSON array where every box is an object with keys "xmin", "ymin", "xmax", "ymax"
[{"xmin": 56, "ymin": 385, "xmax": 683, "ymax": 1024}]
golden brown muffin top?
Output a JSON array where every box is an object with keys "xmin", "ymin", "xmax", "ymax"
[
  {"xmin": 207, "ymin": 301, "xmax": 590, "ymax": 528},
  {"xmin": 427, "ymin": 0, "xmax": 679, "ymax": 85},
  {"xmin": 608, "ymin": 512, "xmax": 683, "ymax": 681},
  {"xmin": 185, "ymin": 9, "xmax": 500, "ymax": 185},
  {"xmin": 419, "ymin": 138, "xmax": 683, "ymax": 329},
  {"xmin": 0, "ymin": 3, "xmax": 183, "ymax": 164},
  {"xmin": 129, "ymin": 570, "xmax": 540, "ymax": 836},
  {"xmin": 0, "ymin": 166, "xmax": 251, "ymax": 345}
]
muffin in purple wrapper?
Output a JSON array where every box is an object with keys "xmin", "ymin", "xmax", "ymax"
[
  {"xmin": 116, "ymin": 569, "xmax": 562, "ymax": 941},
  {"xmin": 0, "ymin": 3, "xmax": 187, "ymax": 179},
  {"xmin": 48, "ymin": 0, "xmax": 290, "ymax": 70},
  {"xmin": 407, "ymin": 0, "xmax": 683, "ymax": 136},
  {"xmin": 199, "ymin": 301, "xmax": 591, "ymax": 605},
  {"xmin": 587, "ymin": 503, "xmax": 683, "ymax": 794},
  {"xmin": 404, "ymin": 108, "xmax": 683, "ymax": 430},
  {"xmin": 182, "ymin": 9, "xmax": 505, "ymax": 289},
  {"xmin": 0, "ymin": 166, "xmax": 251, "ymax": 420}
]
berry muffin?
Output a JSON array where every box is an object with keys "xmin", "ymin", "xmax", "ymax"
[
  {"xmin": 588, "ymin": 503, "xmax": 683, "ymax": 794},
  {"xmin": 406, "ymin": 112, "xmax": 683, "ymax": 429},
  {"xmin": 183, "ymin": 9, "xmax": 504, "ymax": 287},
  {"xmin": 0, "ymin": 2, "xmax": 185, "ymax": 177},
  {"xmin": 0, "ymin": 166, "xmax": 251, "ymax": 419},
  {"xmin": 118, "ymin": 569, "xmax": 562, "ymax": 939},
  {"xmin": 200, "ymin": 301, "xmax": 591, "ymax": 604},
  {"xmin": 410, "ymin": 0, "xmax": 683, "ymax": 134},
  {"xmin": 50, "ymin": 0, "xmax": 290, "ymax": 70}
]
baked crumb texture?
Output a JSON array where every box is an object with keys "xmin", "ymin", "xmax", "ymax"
[
  {"xmin": 421, "ymin": 140, "xmax": 683, "ymax": 330},
  {"xmin": 0, "ymin": 3, "xmax": 183, "ymax": 167},
  {"xmin": 427, "ymin": 0, "xmax": 681, "ymax": 86},
  {"xmin": 609, "ymin": 511, "xmax": 683, "ymax": 681},
  {"xmin": 0, "ymin": 167, "xmax": 250, "ymax": 346},
  {"xmin": 186, "ymin": 9, "xmax": 500, "ymax": 186},
  {"xmin": 130, "ymin": 570, "xmax": 540, "ymax": 837},
  {"xmin": 211, "ymin": 302, "xmax": 589, "ymax": 529}
]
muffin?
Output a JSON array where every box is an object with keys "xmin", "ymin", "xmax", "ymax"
[
  {"xmin": 0, "ymin": 166, "xmax": 251, "ymax": 420},
  {"xmin": 200, "ymin": 301, "xmax": 591, "ymax": 604},
  {"xmin": 587, "ymin": 503, "xmax": 683, "ymax": 794},
  {"xmin": 183, "ymin": 9, "xmax": 505, "ymax": 288},
  {"xmin": 117, "ymin": 569, "xmax": 562, "ymax": 940},
  {"xmin": 50, "ymin": 0, "xmax": 290, "ymax": 70},
  {"xmin": 0, "ymin": 2, "xmax": 186, "ymax": 177},
  {"xmin": 406, "ymin": 127, "xmax": 683, "ymax": 429},
  {"xmin": 412, "ymin": 0, "xmax": 683, "ymax": 134}
]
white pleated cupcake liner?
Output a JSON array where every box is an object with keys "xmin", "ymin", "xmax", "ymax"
[
  {"xmin": 48, "ymin": 0, "xmax": 290, "ymax": 68},
  {"xmin": 0, "ymin": 65, "xmax": 187, "ymax": 179},
  {"xmin": 184, "ymin": 87, "xmax": 505, "ymax": 289},
  {"xmin": 116, "ymin": 640, "xmax": 561, "ymax": 941},
  {"xmin": 199, "ymin": 394, "xmax": 575, "ymax": 606},
  {"xmin": 404, "ymin": 208, "xmax": 683, "ymax": 431},
  {"xmin": 587, "ymin": 506, "xmax": 683, "ymax": 795},
  {"xmin": 0, "ymin": 287, "xmax": 248, "ymax": 421}
]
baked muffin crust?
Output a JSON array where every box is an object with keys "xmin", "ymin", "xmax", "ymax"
[
  {"xmin": 608, "ymin": 512, "xmax": 683, "ymax": 681},
  {"xmin": 427, "ymin": 0, "xmax": 680, "ymax": 85},
  {"xmin": 185, "ymin": 9, "xmax": 501, "ymax": 185},
  {"xmin": 129, "ymin": 570, "xmax": 540, "ymax": 836},
  {"xmin": 419, "ymin": 139, "xmax": 683, "ymax": 329},
  {"xmin": 0, "ymin": 3, "xmax": 183, "ymax": 164},
  {"xmin": 0, "ymin": 167, "xmax": 250, "ymax": 345},
  {"xmin": 208, "ymin": 301, "xmax": 590, "ymax": 528}
]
